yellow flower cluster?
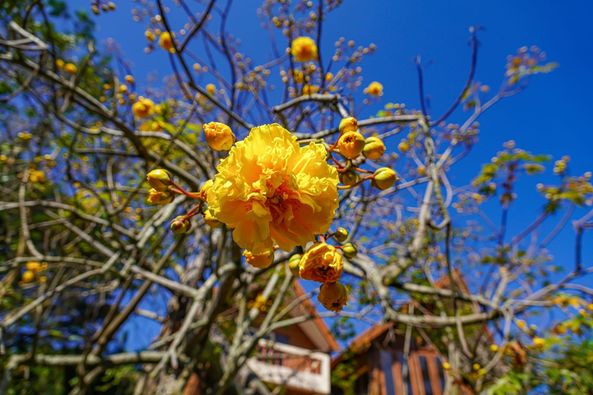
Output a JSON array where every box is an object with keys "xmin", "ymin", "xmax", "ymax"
[
  {"xmin": 21, "ymin": 261, "xmax": 48, "ymax": 284},
  {"xmin": 132, "ymin": 97, "xmax": 155, "ymax": 118},
  {"xmin": 205, "ymin": 123, "xmax": 339, "ymax": 256}
]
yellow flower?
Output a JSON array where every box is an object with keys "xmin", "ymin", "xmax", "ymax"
[
  {"xmin": 159, "ymin": 31, "xmax": 175, "ymax": 53},
  {"xmin": 203, "ymin": 122, "xmax": 236, "ymax": 151},
  {"xmin": 132, "ymin": 97, "xmax": 155, "ymax": 118},
  {"xmin": 364, "ymin": 81, "xmax": 383, "ymax": 97},
  {"xmin": 337, "ymin": 131, "xmax": 365, "ymax": 159},
  {"xmin": 302, "ymin": 84, "xmax": 320, "ymax": 95},
  {"xmin": 206, "ymin": 124, "xmax": 338, "ymax": 254},
  {"xmin": 203, "ymin": 209, "xmax": 221, "ymax": 228},
  {"xmin": 21, "ymin": 270, "xmax": 35, "ymax": 283},
  {"xmin": 318, "ymin": 282, "xmax": 348, "ymax": 312},
  {"xmin": 372, "ymin": 167, "xmax": 398, "ymax": 190},
  {"xmin": 291, "ymin": 36, "xmax": 318, "ymax": 62},
  {"xmin": 243, "ymin": 249, "xmax": 275, "ymax": 269},
  {"xmin": 64, "ymin": 63, "xmax": 77, "ymax": 75},
  {"xmin": 206, "ymin": 83, "xmax": 216, "ymax": 95},
  {"xmin": 363, "ymin": 136, "xmax": 386, "ymax": 160},
  {"xmin": 18, "ymin": 132, "xmax": 33, "ymax": 141},
  {"xmin": 29, "ymin": 170, "xmax": 46, "ymax": 184},
  {"xmin": 26, "ymin": 261, "xmax": 47, "ymax": 273},
  {"xmin": 532, "ymin": 337, "xmax": 545, "ymax": 348},
  {"xmin": 299, "ymin": 243, "xmax": 343, "ymax": 283}
]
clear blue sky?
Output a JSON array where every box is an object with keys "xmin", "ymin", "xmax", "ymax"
[{"xmin": 80, "ymin": 0, "xmax": 593, "ymax": 348}]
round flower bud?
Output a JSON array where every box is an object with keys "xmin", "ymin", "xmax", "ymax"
[
  {"xmin": 364, "ymin": 81, "xmax": 383, "ymax": 97},
  {"xmin": 299, "ymin": 243, "xmax": 343, "ymax": 283},
  {"xmin": 372, "ymin": 167, "xmax": 398, "ymax": 190},
  {"xmin": 243, "ymin": 249, "xmax": 274, "ymax": 269},
  {"xmin": 398, "ymin": 140, "xmax": 410, "ymax": 153},
  {"xmin": 21, "ymin": 270, "xmax": 35, "ymax": 283},
  {"xmin": 338, "ymin": 131, "xmax": 365, "ymax": 159},
  {"xmin": 339, "ymin": 170, "xmax": 360, "ymax": 187},
  {"xmin": 342, "ymin": 242, "xmax": 358, "ymax": 259},
  {"xmin": 290, "ymin": 36, "xmax": 318, "ymax": 62},
  {"xmin": 317, "ymin": 282, "xmax": 349, "ymax": 312},
  {"xmin": 442, "ymin": 361, "xmax": 451, "ymax": 370},
  {"xmin": 132, "ymin": 97, "xmax": 155, "ymax": 118},
  {"xmin": 288, "ymin": 254, "xmax": 302, "ymax": 276},
  {"xmin": 203, "ymin": 122, "xmax": 236, "ymax": 151},
  {"xmin": 146, "ymin": 169, "xmax": 172, "ymax": 191},
  {"xmin": 363, "ymin": 136, "xmax": 386, "ymax": 160},
  {"xmin": 64, "ymin": 63, "xmax": 77, "ymax": 75},
  {"xmin": 145, "ymin": 30, "xmax": 155, "ymax": 42},
  {"xmin": 147, "ymin": 188, "xmax": 173, "ymax": 205},
  {"xmin": 339, "ymin": 117, "xmax": 358, "ymax": 134},
  {"xmin": 26, "ymin": 261, "xmax": 47, "ymax": 273},
  {"xmin": 333, "ymin": 227, "xmax": 349, "ymax": 243},
  {"xmin": 159, "ymin": 31, "xmax": 175, "ymax": 53},
  {"xmin": 170, "ymin": 216, "xmax": 191, "ymax": 234}
]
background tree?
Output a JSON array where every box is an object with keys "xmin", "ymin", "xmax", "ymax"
[{"xmin": 0, "ymin": 1, "xmax": 592, "ymax": 394}]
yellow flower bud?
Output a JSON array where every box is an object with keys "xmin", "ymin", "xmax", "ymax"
[
  {"xmin": 489, "ymin": 344, "xmax": 499, "ymax": 352},
  {"xmin": 29, "ymin": 170, "xmax": 46, "ymax": 184},
  {"xmin": 203, "ymin": 122, "xmax": 236, "ymax": 151},
  {"xmin": 170, "ymin": 216, "xmax": 191, "ymax": 234},
  {"xmin": 339, "ymin": 117, "xmax": 358, "ymax": 134},
  {"xmin": 442, "ymin": 361, "xmax": 451, "ymax": 370},
  {"xmin": 146, "ymin": 169, "xmax": 172, "ymax": 191},
  {"xmin": 333, "ymin": 227, "xmax": 349, "ymax": 243},
  {"xmin": 372, "ymin": 167, "xmax": 398, "ymax": 190},
  {"xmin": 398, "ymin": 140, "xmax": 410, "ymax": 153},
  {"xmin": 299, "ymin": 243, "xmax": 343, "ymax": 283},
  {"xmin": 317, "ymin": 282, "xmax": 348, "ymax": 312},
  {"xmin": 243, "ymin": 249, "xmax": 275, "ymax": 269},
  {"xmin": 145, "ymin": 30, "xmax": 155, "ymax": 42},
  {"xmin": 288, "ymin": 254, "xmax": 302, "ymax": 276},
  {"xmin": 18, "ymin": 131, "xmax": 33, "ymax": 141},
  {"xmin": 55, "ymin": 59, "xmax": 65, "ymax": 69},
  {"xmin": 339, "ymin": 170, "xmax": 360, "ymax": 187},
  {"xmin": 290, "ymin": 36, "xmax": 318, "ymax": 62},
  {"xmin": 338, "ymin": 131, "xmax": 365, "ymax": 159},
  {"xmin": 532, "ymin": 337, "xmax": 545, "ymax": 348},
  {"xmin": 364, "ymin": 81, "xmax": 383, "ymax": 97},
  {"xmin": 26, "ymin": 261, "xmax": 47, "ymax": 273},
  {"xmin": 341, "ymin": 242, "xmax": 357, "ymax": 259},
  {"xmin": 21, "ymin": 270, "xmax": 35, "ymax": 283},
  {"xmin": 159, "ymin": 31, "xmax": 175, "ymax": 53},
  {"xmin": 472, "ymin": 363, "xmax": 481, "ymax": 371},
  {"xmin": 118, "ymin": 84, "xmax": 128, "ymax": 93},
  {"xmin": 206, "ymin": 83, "xmax": 216, "ymax": 95},
  {"xmin": 362, "ymin": 136, "xmax": 386, "ymax": 160},
  {"xmin": 516, "ymin": 319, "xmax": 527, "ymax": 330},
  {"xmin": 132, "ymin": 97, "xmax": 155, "ymax": 118},
  {"xmin": 302, "ymin": 84, "xmax": 319, "ymax": 95},
  {"xmin": 125, "ymin": 75, "xmax": 135, "ymax": 84},
  {"xmin": 147, "ymin": 188, "xmax": 173, "ymax": 205},
  {"xmin": 64, "ymin": 63, "xmax": 77, "ymax": 75}
]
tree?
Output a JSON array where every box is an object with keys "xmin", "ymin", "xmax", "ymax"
[{"xmin": 0, "ymin": 1, "xmax": 591, "ymax": 394}]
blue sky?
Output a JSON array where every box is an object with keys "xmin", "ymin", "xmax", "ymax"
[{"xmin": 80, "ymin": 0, "xmax": 593, "ymax": 347}]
